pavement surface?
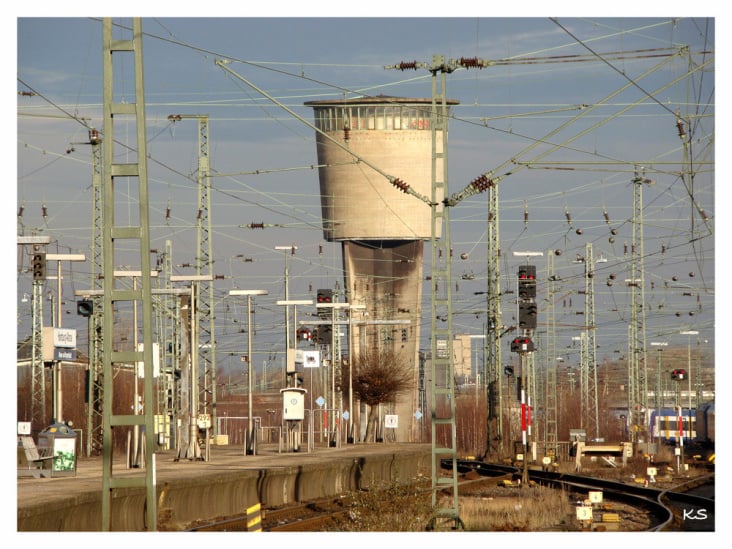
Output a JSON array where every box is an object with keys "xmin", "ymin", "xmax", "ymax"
[{"xmin": 17, "ymin": 440, "xmax": 432, "ymax": 510}]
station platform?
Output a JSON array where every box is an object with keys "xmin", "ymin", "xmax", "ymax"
[{"xmin": 17, "ymin": 441, "xmax": 432, "ymax": 531}]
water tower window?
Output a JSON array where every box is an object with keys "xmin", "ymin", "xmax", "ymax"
[
  {"xmin": 384, "ymin": 106, "xmax": 395, "ymax": 129},
  {"xmin": 333, "ymin": 108, "xmax": 344, "ymax": 131},
  {"xmin": 366, "ymin": 106, "xmax": 376, "ymax": 130},
  {"xmin": 375, "ymin": 107, "xmax": 386, "ymax": 129}
]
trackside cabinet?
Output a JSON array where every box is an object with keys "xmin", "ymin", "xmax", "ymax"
[{"xmin": 282, "ymin": 388, "xmax": 307, "ymax": 420}]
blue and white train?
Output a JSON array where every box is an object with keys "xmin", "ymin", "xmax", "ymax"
[
  {"xmin": 695, "ymin": 403, "xmax": 715, "ymax": 446},
  {"xmin": 649, "ymin": 408, "xmax": 696, "ymax": 442},
  {"xmin": 649, "ymin": 403, "xmax": 714, "ymax": 447}
]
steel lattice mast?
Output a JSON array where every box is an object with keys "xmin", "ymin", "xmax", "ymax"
[
  {"xmin": 583, "ymin": 242, "xmax": 599, "ymax": 439},
  {"xmin": 31, "ymin": 274, "xmax": 45, "ymax": 426},
  {"xmin": 628, "ymin": 169, "xmax": 652, "ymax": 442},
  {"xmin": 387, "ymin": 53, "xmax": 490, "ymax": 530},
  {"xmin": 84, "ymin": 131, "xmax": 105, "ymax": 457},
  {"xmin": 101, "ymin": 18, "xmax": 157, "ymax": 531},
  {"xmin": 486, "ymin": 184, "xmax": 504, "ymax": 457},
  {"xmin": 170, "ymin": 114, "xmax": 217, "ymax": 436},
  {"xmin": 18, "ymin": 235, "xmax": 51, "ymax": 429},
  {"xmin": 544, "ymin": 251, "xmax": 558, "ymax": 455},
  {"xmin": 425, "ymin": 54, "xmax": 462, "ymax": 530}
]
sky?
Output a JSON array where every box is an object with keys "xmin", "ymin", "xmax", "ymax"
[
  {"xmin": 12, "ymin": 11, "xmax": 717, "ymax": 387},
  {"xmin": 6, "ymin": 6, "xmax": 724, "ymax": 541}
]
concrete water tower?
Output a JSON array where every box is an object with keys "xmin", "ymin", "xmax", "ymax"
[{"xmin": 305, "ymin": 96, "xmax": 459, "ymax": 442}]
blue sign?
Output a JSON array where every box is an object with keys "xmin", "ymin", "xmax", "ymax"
[{"xmin": 54, "ymin": 348, "xmax": 77, "ymax": 361}]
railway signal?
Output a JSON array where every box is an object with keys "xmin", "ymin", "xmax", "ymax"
[
  {"xmin": 517, "ymin": 265, "xmax": 536, "ymax": 298},
  {"xmin": 316, "ymin": 289, "xmax": 333, "ymax": 318},
  {"xmin": 511, "ymin": 336, "xmax": 534, "ymax": 353},
  {"xmin": 32, "ymin": 252, "xmax": 46, "ymax": 281},
  {"xmin": 518, "ymin": 301, "xmax": 537, "ymax": 329},
  {"xmin": 671, "ymin": 368, "xmax": 686, "ymax": 380},
  {"xmin": 315, "ymin": 325, "xmax": 332, "ymax": 344},
  {"xmin": 77, "ymin": 299, "xmax": 94, "ymax": 317}
]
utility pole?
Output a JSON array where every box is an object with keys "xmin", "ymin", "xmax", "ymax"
[
  {"xmin": 485, "ymin": 183, "xmax": 504, "ymax": 457},
  {"xmin": 101, "ymin": 18, "xmax": 157, "ymax": 531},
  {"xmin": 424, "ymin": 55, "xmax": 461, "ymax": 530},
  {"xmin": 71, "ymin": 128, "xmax": 105, "ymax": 457},
  {"xmin": 627, "ymin": 169, "xmax": 652, "ymax": 444},
  {"xmin": 384, "ymin": 53, "xmax": 497, "ymax": 530},
  {"xmin": 583, "ymin": 243, "xmax": 599, "ymax": 439},
  {"xmin": 19, "ymin": 235, "xmax": 51, "ymax": 429},
  {"xmin": 160, "ymin": 240, "xmax": 179, "ymax": 450},
  {"xmin": 544, "ymin": 251, "xmax": 558, "ymax": 459},
  {"xmin": 167, "ymin": 114, "xmax": 218, "ymax": 435}
]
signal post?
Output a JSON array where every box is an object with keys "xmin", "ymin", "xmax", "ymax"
[{"xmin": 512, "ymin": 253, "xmax": 541, "ymax": 486}]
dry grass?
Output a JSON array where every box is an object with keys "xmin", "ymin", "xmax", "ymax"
[
  {"xmin": 334, "ymin": 474, "xmax": 577, "ymax": 532},
  {"xmin": 458, "ymin": 485, "xmax": 574, "ymax": 531},
  {"xmin": 335, "ymin": 474, "xmax": 434, "ymax": 531}
]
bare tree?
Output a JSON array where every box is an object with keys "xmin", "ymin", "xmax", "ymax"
[{"xmin": 351, "ymin": 347, "xmax": 414, "ymax": 442}]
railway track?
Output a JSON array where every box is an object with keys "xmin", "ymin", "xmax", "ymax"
[
  {"xmin": 188, "ymin": 496, "xmax": 353, "ymax": 532},
  {"xmin": 187, "ymin": 460, "xmax": 713, "ymax": 532},
  {"xmin": 453, "ymin": 460, "xmax": 715, "ymax": 532}
]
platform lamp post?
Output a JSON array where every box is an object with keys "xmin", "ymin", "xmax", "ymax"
[{"xmin": 229, "ymin": 290, "xmax": 268, "ymax": 455}]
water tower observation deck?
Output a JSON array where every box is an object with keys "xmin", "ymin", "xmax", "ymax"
[{"xmin": 305, "ymin": 96, "xmax": 459, "ymax": 242}]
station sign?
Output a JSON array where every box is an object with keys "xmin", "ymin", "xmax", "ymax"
[
  {"xmin": 54, "ymin": 348, "xmax": 77, "ymax": 361},
  {"xmin": 295, "ymin": 349, "xmax": 320, "ymax": 368},
  {"xmin": 52, "ymin": 327, "xmax": 76, "ymax": 348},
  {"xmin": 42, "ymin": 327, "xmax": 77, "ymax": 361}
]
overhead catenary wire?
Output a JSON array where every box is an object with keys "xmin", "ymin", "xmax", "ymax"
[{"xmin": 17, "ymin": 18, "xmax": 713, "ymax": 370}]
